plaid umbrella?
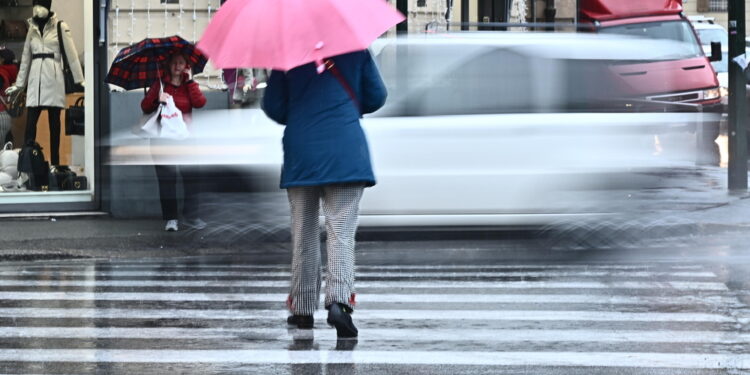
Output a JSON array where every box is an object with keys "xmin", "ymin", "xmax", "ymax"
[{"xmin": 105, "ymin": 35, "xmax": 208, "ymax": 90}]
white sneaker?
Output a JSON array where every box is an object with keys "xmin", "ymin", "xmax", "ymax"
[
  {"xmin": 165, "ymin": 220, "xmax": 178, "ymax": 232},
  {"xmin": 183, "ymin": 218, "xmax": 207, "ymax": 230}
]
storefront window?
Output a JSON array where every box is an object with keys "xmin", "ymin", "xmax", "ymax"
[
  {"xmin": 0, "ymin": 0, "xmax": 94, "ymax": 206},
  {"xmin": 708, "ymin": 0, "xmax": 728, "ymax": 12}
]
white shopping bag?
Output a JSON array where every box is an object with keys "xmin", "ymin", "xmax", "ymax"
[
  {"xmin": 133, "ymin": 81, "xmax": 164, "ymax": 139},
  {"xmin": 137, "ymin": 106, "xmax": 162, "ymax": 138},
  {"xmin": 159, "ymin": 96, "xmax": 190, "ymax": 140}
]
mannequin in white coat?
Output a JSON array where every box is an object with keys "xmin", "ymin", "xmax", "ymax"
[{"xmin": 4, "ymin": 0, "xmax": 84, "ymax": 166}]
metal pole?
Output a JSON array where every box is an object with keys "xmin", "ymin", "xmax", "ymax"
[
  {"xmin": 397, "ymin": 0, "xmax": 408, "ymax": 33},
  {"xmin": 728, "ymin": 0, "xmax": 748, "ymax": 190},
  {"xmin": 461, "ymin": 0, "xmax": 469, "ymax": 30}
]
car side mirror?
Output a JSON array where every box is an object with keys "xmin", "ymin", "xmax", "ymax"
[{"xmin": 709, "ymin": 41, "xmax": 722, "ymax": 62}]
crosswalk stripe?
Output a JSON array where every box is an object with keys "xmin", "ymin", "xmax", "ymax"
[
  {"xmin": 2, "ymin": 270, "xmax": 718, "ymax": 278},
  {"xmin": 0, "ymin": 259, "xmax": 738, "ymax": 371},
  {"xmin": 0, "ymin": 327, "xmax": 746, "ymax": 343},
  {"xmin": 0, "ymin": 291, "xmax": 735, "ymax": 305},
  {"xmin": 0, "ymin": 279, "xmax": 728, "ymax": 291},
  {"xmin": 1, "ymin": 264, "xmax": 707, "ymax": 270},
  {"xmin": 0, "ymin": 349, "xmax": 746, "ymax": 368},
  {"xmin": 0, "ymin": 308, "xmax": 733, "ymax": 322}
]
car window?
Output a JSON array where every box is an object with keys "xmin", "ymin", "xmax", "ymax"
[
  {"xmin": 372, "ymin": 44, "xmax": 533, "ymax": 116},
  {"xmin": 696, "ymin": 28, "xmax": 728, "ymax": 47},
  {"xmin": 371, "ymin": 42, "xmax": 621, "ymax": 116},
  {"xmin": 600, "ymin": 21, "xmax": 703, "ymax": 59}
]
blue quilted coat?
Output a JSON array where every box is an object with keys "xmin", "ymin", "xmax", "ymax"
[{"xmin": 262, "ymin": 50, "xmax": 387, "ymax": 189}]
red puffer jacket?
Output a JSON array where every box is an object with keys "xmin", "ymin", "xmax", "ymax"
[
  {"xmin": 141, "ymin": 73, "xmax": 206, "ymax": 115},
  {"xmin": 0, "ymin": 64, "xmax": 19, "ymax": 112}
]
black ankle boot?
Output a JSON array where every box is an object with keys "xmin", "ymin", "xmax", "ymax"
[
  {"xmin": 286, "ymin": 315, "xmax": 314, "ymax": 329},
  {"xmin": 326, "ymin": 303, "xmax": 358, "ymax": 338}
]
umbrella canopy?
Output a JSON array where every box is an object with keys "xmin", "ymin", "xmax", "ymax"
[
  {"xmin": 197, "ymin": 0, "xmax": 405, "ymax": 72},
  {"xmin": 106, "ymin": 35, "xmax": 209, "ymax": 90}
]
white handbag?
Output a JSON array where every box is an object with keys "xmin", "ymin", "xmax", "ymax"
[
  {"xmin": 0, "ymin": 142, "xmax": 18, "ymax": 178},
  {"xmin": 0, "ymin": 171, "xmax": 12, "ymax": 185}
]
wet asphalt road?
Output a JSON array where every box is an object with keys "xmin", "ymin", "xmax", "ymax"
[{"xmin": 0, "ymin": 230, "xmax": 749, "ymax": 374}]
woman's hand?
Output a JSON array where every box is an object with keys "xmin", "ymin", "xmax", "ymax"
[
  {"xmin": 184, "ymin": 67, "xmax": 192, "ymax": 81},
  {"xmin": 159, "ymin": 92, "xmax": 172, "ymax": 103}
]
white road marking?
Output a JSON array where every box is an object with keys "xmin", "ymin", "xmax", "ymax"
[
  {"xmin": 0, "ymin": 327, "xmax": 747, "ymax": 344},
  {"xmin": 0, "ymin": 308, "xmax": 733, "ymax": 322},
  {"xmin": 0, "ymin": 279, "xmax": 728, "ymax": 291},
  {"xmin": 0, "ymin": 349, "xmax": 746, "ymax": 368}
]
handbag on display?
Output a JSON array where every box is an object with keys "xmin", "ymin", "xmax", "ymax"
[
  {"xmin": 17, "ymin": 141, "xmax": 48, "ymax": 191},
  {"xmin": 65, "ymin": 96, "xmax": 85, "ymax": 135},
  {"xmin": 47, "ymin": 165, "xmax": 72, "ymax": 191},
  {"xmin": 57, "ymin": 21, "xmax": 84, "ymax": 94},
  {"xmin": 0, "ymin": 141, "xmax": 18, "ymax": 179},
  {"xmin": 63, "ymin": 175, "xmax": 87, "ymax": 191},
  {"xmin": 0, "ymin": 86, "xmax": 25, "ymax": 118},
  {"xmin": 48, "ymin": 165, "xmax": 86, "ymax": 191},
  {"xmin": 0, "ymin": 20, "xmax": 28, "ymax": 40}
]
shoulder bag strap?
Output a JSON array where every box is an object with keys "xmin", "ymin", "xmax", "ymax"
[
  {"xmin": 56, "ymin": 21, "xmax": 70, "ymax": 72},
  {"xmin": 324, "ymin": 59, "xmax": 361, "ymax": 116}
]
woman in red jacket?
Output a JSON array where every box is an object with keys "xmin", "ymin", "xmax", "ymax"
[
  {"xmin": 0, "ymin": 48, "xmax": 19, "ymax": 144},
  {"xmin": 141, "ymin": 53, "xmax": 206, "ymax": 232}
]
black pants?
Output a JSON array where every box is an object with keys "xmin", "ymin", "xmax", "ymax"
[
  {"xmin": 25, "ymin": 107, "xmax": 61, "ymax": 166},
  {"xmin": 154, "ymin": 164, "xmax": 202, "ymax": 221}
]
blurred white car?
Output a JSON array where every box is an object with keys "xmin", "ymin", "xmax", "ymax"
[
  {"xmin": 689, "ymin": 16, "xmax": 729, "ymax": 99},
  {"xmin": 108, "ymin": 33, "xmax": 720, "ymax": 227}
]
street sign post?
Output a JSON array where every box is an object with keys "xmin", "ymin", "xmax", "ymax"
[{"xmin": 728, "ymin": 0, "xmax": 748, "ymax": 191}]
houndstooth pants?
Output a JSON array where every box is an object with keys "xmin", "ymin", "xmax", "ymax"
[
  {"xmin": 0, "ymin": 112, "xmax": 11, "ymax": 144},
  {"xmin": 286, "ymin": 184, "xmax": 364, "ymax": 316}
]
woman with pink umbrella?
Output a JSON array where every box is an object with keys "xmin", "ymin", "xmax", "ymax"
[
  {"xmin": 264, "ymin": 50, "xmax": 387, "ymax": 338},
  {"xmin": 199, "ymin": 0, "xmax": 403, "ymax": 338}
]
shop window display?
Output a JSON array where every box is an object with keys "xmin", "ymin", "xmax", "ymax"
[{"xmin": 0, "ymin": 0, "xmax": 89, "ymax": 195}]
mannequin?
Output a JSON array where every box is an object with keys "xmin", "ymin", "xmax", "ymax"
[{"xmin": 4, "ymin": 0, "xmax": 84, "ymax": 166}]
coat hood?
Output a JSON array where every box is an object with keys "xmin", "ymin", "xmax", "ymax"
[{"xmin": 26, "ymin": 12, "xmax": 58, "ymax": 33}]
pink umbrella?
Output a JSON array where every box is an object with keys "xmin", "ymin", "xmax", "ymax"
[{"xmin": 197, "ymin": 0, "xmax": 405, "ymax": 73}]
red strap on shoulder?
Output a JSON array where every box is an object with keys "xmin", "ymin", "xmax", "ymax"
[{"xmin": 325, "ymin": 59, "xmax": 361, "ymax": 116}]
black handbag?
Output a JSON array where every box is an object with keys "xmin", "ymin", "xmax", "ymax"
[
  {"xmin": 0, "ymin": 19, "xmax": 28, "ymax": 40},
  {"xmin": 57, "ymin": 21, "xmax": 83, "ymax": 94},
  {"xmin": 65, "ymin": 96, "xmax": 84, "ymax": 135},
  {"xmin": 48, "ymin": 165, "xmax": 80, "ymax": 191},
  {"xmin": 63, "ymin": 175, "xmax": 87, "ymax": 191},
  {"xmin": 17, "ymin": 141, "xmax": 49, "ymax": 191}
]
